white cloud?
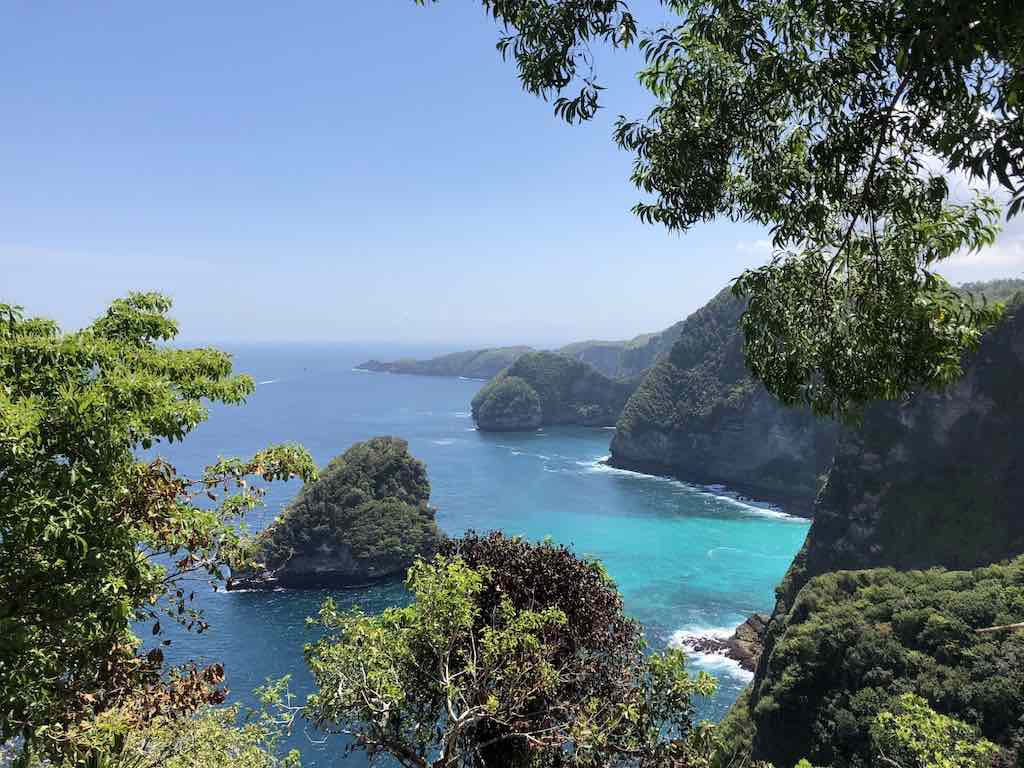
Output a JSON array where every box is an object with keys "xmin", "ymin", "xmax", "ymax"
[{"xmin": 735, "ymin": 239, "xmax": 772, "ymax": 255}]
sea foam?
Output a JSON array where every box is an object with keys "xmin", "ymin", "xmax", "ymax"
[
  {"xmin": 577, "ymin": 457, "xmax": 806, "ymax": 522},
  {"xmin": 669, "ymin": 626, "xmax": 755, "ymax": 682}
]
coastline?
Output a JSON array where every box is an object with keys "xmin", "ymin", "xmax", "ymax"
[
  {"xmin": 602, "ymin": 455, "xmax": 816, "ymax": 520},
  {"xmin": 352, "ymin": 364, "xmax": 489, "ymax": 381}
]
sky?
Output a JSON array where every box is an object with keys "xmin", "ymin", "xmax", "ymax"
[{"xmin": 2, "ymin": 2, "xmax": 1022, "ymax": 347}]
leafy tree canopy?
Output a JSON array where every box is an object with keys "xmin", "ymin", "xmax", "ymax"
[
  {"xmin": 304, "ymin": 538, "xmax": 718, "ymax": 768},
  {"xmin": 871, "ymin": 693, "xmax": 999, "ymax": 768},
  {"xmin": 0, "ymin": 294, "xmax": 316, "ymax": 763},
  {"xmin": 419, "ymin": 0, "xmax": 1024, "ymax": 417}
]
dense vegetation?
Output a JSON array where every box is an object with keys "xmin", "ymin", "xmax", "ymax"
[
  {"xmin": 0, "ymin": 295, "xmax": 315, "ymax": 766},
  {"xmin": 616, "ymin": 288, "xmax": 750, "ymax": 432},
  {"xmin": 305, "ymin": 534, "xmax": 718, "ymax": 768},
  {"xmin": 472, "ymin": 351, "xmax": 637, "ymax": 431},
  {"xmin": 235, "ymin": 437, "xmax": 444, "ymax": 588},
  {"xmin": 741, "ymin": 559, "xmax": 1024, "ymax": 768},
  {"xmin": 426, "ymin": 0, "xmax": 1023, "ymax": 418}
]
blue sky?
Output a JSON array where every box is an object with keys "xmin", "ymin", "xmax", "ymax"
[{"xmin": 2, "ymin": 2, "xmax": 1021, "ymax": 346}]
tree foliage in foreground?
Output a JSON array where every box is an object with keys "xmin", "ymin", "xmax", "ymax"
[
  {"xmin": 871, "ymin": 693, "xmax": 999, "ymax": 768},
  {"xmin": 304, "ymin": 542, "xmax": 719, "ymax": 768},
  {"xmin": 437, "ymin": 531, "xmax": 649, "ymax": 765},
  {"xmin": 29, "ymin": 679, "xmax": 301, "ymax": 768},
  {"xmin": 420, "ymin": 0, "xmax": 1024, "ymax": 418},
  {"xmin": 0, "ymin": 294, "xmax": 316, "ymax": 763}
]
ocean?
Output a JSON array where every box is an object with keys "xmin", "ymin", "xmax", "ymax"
[{"xmin": 153, "ymin": 343, "xmax": 809, "ymax": 766}]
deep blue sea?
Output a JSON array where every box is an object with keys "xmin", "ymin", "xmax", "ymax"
[{"xmin": 154, "ymin": 344, "xmax": 809, "ymax": 766}]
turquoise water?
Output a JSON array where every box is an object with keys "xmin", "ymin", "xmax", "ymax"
[{"xmin": 155, "ymin": 344, "xmax": 809, "ymax": 766}]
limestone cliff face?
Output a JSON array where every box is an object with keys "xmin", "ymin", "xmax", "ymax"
[
  {"xmin": 775, "ymin": 299, "xmax": 1024, "ymax": 607},
  {"xmin": 471, "ymin": 352, "xmax": 638, "ymax": 431},
  {"xmin": 228, "ymin": 437, "xmax": 444, "ymax": 590},
  {"xmin": 610, "ymin": 288, "xmax": 836, "ymax": 514},
  {"xmin": 728, "ymin": 302, "xmax": 1024, "ymax": 765}
]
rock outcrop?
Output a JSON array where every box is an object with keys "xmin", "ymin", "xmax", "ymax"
[
  {"xmin": 471, "ymin": 352, "xmax": 639, "ymax": 431},
  {"xmin": 610, "ymin": 288, "xmax": 837, "ymax": 515},
  {"xmin": 678, "ymin": 614, "xmax": 770, "ymax": 673},
  {"xmin": 228, "ymin": 437, "xmax": 444, "ymax": 590},
  {"xmin": 471, "ymin": 375, "xmax": 543, "ymax": 431}
]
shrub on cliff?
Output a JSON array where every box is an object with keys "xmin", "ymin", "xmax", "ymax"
[
  {"xmin": 745, "ymin": 558, "xmax": 1024, "ymax": 768},
  {"xmin": 305, "ymin": 535, "xmax": 718, "ymax": 768}
]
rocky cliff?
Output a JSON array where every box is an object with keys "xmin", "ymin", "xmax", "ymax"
[
  {"xmin": 723, "ymin": 299, "xmax": 1024, "ymax": 767},
  {"xmin": 471, "ymin": 352, "xmax": 638, "ymax": 431},
  {"xmin": 677, "ymin": 614, "xmax": 770, "ymax": 673},
  {"xmin": 775, "ymin": 297, "xmax": 1024, "ymax": 608},
  {"xmin": 228, "ymin": 437, "xmax": 444, "ymax": 590},
  {"xmin": 609, "ymin": 288, "xmax": 837, "ymax": 515}
]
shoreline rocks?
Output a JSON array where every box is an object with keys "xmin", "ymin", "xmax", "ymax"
[{"xmin": 677, "ymin": 614, "xmax": 770, "ymax": 673}]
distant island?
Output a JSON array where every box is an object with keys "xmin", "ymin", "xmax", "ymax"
[
  {"xmin": 355, "ymin": 318, "xmax": 688, "ymax": 381},
  {"xmin": 358, "ymin": 347, "xmax": 533, "ymax": 380},
  {"xmin": 228, "ymin": 437, "xmax": 444, "ymax": 590}
]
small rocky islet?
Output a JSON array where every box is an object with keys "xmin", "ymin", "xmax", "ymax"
[{"xmin": 228, "ymin": 436, "xmax": 444, "ymax": 590}]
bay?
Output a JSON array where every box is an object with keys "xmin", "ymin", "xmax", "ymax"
[{"xmin": 154, "ymin": 343, "xmax": 809, "ymax": 766}]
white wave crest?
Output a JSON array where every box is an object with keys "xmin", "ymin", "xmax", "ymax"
[
  {"xmin": 577, "ymin": 458, "xmax": 806, "ymax": 522},
  {"xmin": 669, "ymin": 627, "xmax": 754, "ymax": 682}
]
